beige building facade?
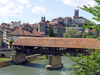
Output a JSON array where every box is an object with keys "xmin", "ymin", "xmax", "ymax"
[{"xmin": 0, "ymin": 31, "xmax": 3, "ymax": 47}]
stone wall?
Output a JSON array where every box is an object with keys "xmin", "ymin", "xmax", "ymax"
[
  {"xmin": 50, "ymin": 56, "xmax": 61, "ymax": 65},
  {"xmin": 0, "ymin": 34, "xmax": 3, "ymax": 47},
  {"xmin": 57, "ymin": 27, "xmax": 66, "ymax": 37},
  {"xmin": 0, "ymin": 50, "xmax": 14, "ymax": 58},
  {"xmin": 46, "ymin": 55, "xmax": 63, "ymax": 70},
  {"xmin": 11, "ymin": 52, "xmax": 27, "ymax": 64}
]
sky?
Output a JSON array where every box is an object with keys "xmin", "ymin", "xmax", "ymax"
[{"xmin": 0, "ymin": 0, "xmax": 99, "ymax": 24}]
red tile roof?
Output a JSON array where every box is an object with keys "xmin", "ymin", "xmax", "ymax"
[
  {"xmin": 48, "ymin": 23, "xmax": 65, "ymax": 29},
  {"xmin": 32, "ymin": 23, "xmax": 38, "ymax": 28},
  {"xmin": 63, "ymin": 17, "xmax": 72, "ymax": 19},
  {"xmin": 10, "ymin": 29, "xmax": 43, "ymax": 37},
  {"xmin": 39, "ymin": 20, "xmax": 46, "ymax": 24},
  {"xmin": 12, "ymin": 37, "xmax": 100, "ymax": 49}
]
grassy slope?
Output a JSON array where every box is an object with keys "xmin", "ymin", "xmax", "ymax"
[{"xmin": 0, "ymin": 58, "xmax": 11, "ymax": 62}]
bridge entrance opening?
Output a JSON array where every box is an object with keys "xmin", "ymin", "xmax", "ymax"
[{"xmin": 0, "ymin": 54, "xmax": 6, "ymax": 58}]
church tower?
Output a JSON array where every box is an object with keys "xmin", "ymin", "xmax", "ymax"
[{"xmin": 74, "ymin": 9, "xmax": 79, "ymax": 18}]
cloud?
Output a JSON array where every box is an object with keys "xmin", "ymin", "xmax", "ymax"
[
  {"xmin": 0, "ymin": 3, "xmax": 23, "ymax": 16},
  {"xmin": 0, "ymin": 0, "xmax": 30, "ymax": 16},
  {"xmin": 32, "ymin": 7, "xmax": 46, "ymax": 13},
  {"xmin": 17, "ymin": 0, "xmax": 29, "ymax": 4},
  {"xmin": 62, "ymin": 0, "xmax": 96, "ymax": 7},
  {"xmin": 26, "ymin": 3, "xmax": 32, "ymax": 8}
]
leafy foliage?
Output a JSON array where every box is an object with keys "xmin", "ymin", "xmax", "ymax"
[
  {"xmin": 46, "ymin": 20, "xmax": 50, "ymax": 23},
  {"xmin": 9, "ymin": 40, "xmax": 14, "ymax": 48},
  {"xmin": 63, "ymin": 29, "xmax": 82, "ymax": 38},
  {"xmin": 67, "ymin": 51, "xmax": 100, "ymax": 75},
  {"xmin": 48, "ymin": 25, "xmax": 54, "ymax": 37},
  {"xmin": 67, "ymin": 1, "xmax": 100, "ymax": 75},
  {"xmin": 35, "ymin": 27, "xmax": 38, "ymax": 31},
  {"xmin": 65, "ymin": 23, "xmax": 69, "ymax": 27},
  {"xmin": 78, "ymin": 0, "xmax": 100, "ymax": 29}
]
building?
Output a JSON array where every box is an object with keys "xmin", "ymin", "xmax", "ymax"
[
  {"xmin": 20, "ymin": 23, "xmax": 33, "ymax": 31},
  {"xmin": 10, "ymin": 21, "xmax": 21, "ymax": 27},
  {"xmin": 0, "ymin": 31, "xmax": 3, "ymax": 47},
  {"xmin": 51, "ymin": 9, "xmax": 87, "ymax": 26},
  {"xmin": 51, "ymin": 17, "xmax": 64, "ymax": 25},
  {"xmin": 38, "ymin": 17, "xmax": 47, "ymax": 33},
  {"xmin": 3, "ymin": 30, "xmax": 11, "ymax": 44},
  {"xmin": 48, "ymin": 23, "xmax": 66, "ymax": 37},
  {"xmin": 10, "ymin": 28, "xmax": 43, "ymax": 41},
  {"xmin": 73, "ymin": 10, "xmax": 87, "ymax": 26},
  {"xmin": 63, "ymin": 17, "xmax": 72, "ymax": 25},
  {"xmin": 0, "ymin": 21, "xmax": 21, "ymax": 44}
]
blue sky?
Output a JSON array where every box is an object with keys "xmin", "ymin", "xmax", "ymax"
[{"xmin": 0, "ymin": 0, "xmax": 98, "ymax": 24}]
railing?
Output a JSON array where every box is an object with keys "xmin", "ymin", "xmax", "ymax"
[{"xmin": 15, "ymin": 49, "xmax": 89, "ymax": 56}]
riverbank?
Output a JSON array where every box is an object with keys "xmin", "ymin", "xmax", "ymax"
[
  {"xmin": 0, "ymin": 54, "xmax": 47, "ymax": 68},
  {"xmin": 0, "ymin": 56, "xmax": 72, "ymax": 75},
  {"xmin": 0, "ymin": 58, "xmax": 12, "ymax": 68},
  {"xmin": 0, "ymin": 60, "xmax": 13, "ymax": 68},
  {"xmin": 0, "ymin": 58, "xmax": 11, "ymax": 62},
  {"xmin": 26, "ymin": 54, "xmax": 47, "ymax": 61}
]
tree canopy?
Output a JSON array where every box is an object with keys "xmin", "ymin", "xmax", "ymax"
[
  {"xmin": 68, "ymin": 0, "xmax": 100, "ymax": 75},
  {"xmin": 67, "ymin": 50, "xmax": 100, "ymax": 75},
  {"xmin": 78, "ymin": 0, "xmax": 100, "ymax": 29},
  {"xmin": 63, "ymin": 29, "xmax": 82, "ymax": 38},
  {"xmin": 48, "ymin": 25, "xmax": 54, "ymax": 37}
]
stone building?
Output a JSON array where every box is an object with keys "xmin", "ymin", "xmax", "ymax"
[
  {"xmin": 38, "ymin": 17, "xmax": 47, "ymax": 33},
  {"xmin": 73, "ymin": 10, "xmax": 87, "ymax": 26},
  {"xmin": 0, "ymin": 31, "xmax": 3, "ymax": 47},
  {"xmin": 48, "ymin": 23, "xmax": 66, "ymax": 37},
  {"xmin": 51, "ymin": 10, "xmax": 87, "ymax": 26}
]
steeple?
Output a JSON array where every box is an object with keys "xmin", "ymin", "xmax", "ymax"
[{"xmin": 43, "ymin": 16, "xmax": 45, "ymax": 22}]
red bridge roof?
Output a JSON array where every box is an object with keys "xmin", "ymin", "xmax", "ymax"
[{"xmin": 12, "ymin": 37, "xmax": 100, "ymax": 49}]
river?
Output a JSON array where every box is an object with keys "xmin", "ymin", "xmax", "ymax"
[{"xmin": 0, "ymin": 56, "xmax": 73, "ymax": 75}]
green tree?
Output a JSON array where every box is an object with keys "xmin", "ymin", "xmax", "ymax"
[
  {"xmin": 9, "ymin": 40, "xmax": 14, "ymax": 48},
  {"xmin": 67, "ymin": 50, "xmax": 100, "ymax": 75},
  {"xmin": 68, "ymin": 1, "xmax": 100, "ymax": 75},
  {"xmin": 82, "ymin": 33, "xmax": 87, "ymax": 38},
  {"xmin": 54, "ymin": 32, "xmax": 57, "ymax": 37},
  {"xmin": 65, "ymin": 23, "xmax": 69, "ymax": 27},
  {"xmin": 63, "ymin": 29, "xmax": 82, "ymax": 38},
  {"xmin": 46, "ymin": 20, "xmax": 50, "ymax": 23},
  {"xmin": 93, "ymin": 30, "xmax": 98, "ymax": 38},
  {"xmin": 48, "ymin": 25, "xmax": 54, "ymax": 37},
  {"xmin": 78, "ymin": 0, "xmax": 100, "ymax": 29},
  {"xmin": 71, "ymin": 24, "xmax": 76, "ymax": 27},
  {"xmin": 35, "ymin": 27, "xmax": 38, "ymax": 31}
]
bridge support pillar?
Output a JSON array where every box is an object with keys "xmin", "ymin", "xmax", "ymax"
[
  {"xmin": 11, "ymin": 52, "xmax": 27, "ymax": 64},
  {"xmin": 45, "ymin": 55, "xmax": 63, "ymax": 70}
]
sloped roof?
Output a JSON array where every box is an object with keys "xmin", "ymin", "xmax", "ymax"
[
  {"xmin": 10, "ymin": 29, "xmax": 42, "ymax": 37},
  {"xmin": 12, "ymin": 37, "xmax": 100, "ymax": 49},
  {"xmin": 39, "ymin": 20, "xmax": 46, "ymax": 24},
  {"xmin": 63, "ymin": 17, "xmax": 72, "ymax": 19}
]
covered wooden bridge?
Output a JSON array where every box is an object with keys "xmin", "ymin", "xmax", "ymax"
[
  {"xmin": 12, "ymin": 37, "xmax": 100, "ymax": 55},
  {"xmin": 11, "ymin": 37, "xmax": 100, "ymax": 70}
]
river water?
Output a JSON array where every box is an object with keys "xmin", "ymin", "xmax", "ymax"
[{"xmin": 0, "ymin": 56, "xmax": 73, "ymax": 75}]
